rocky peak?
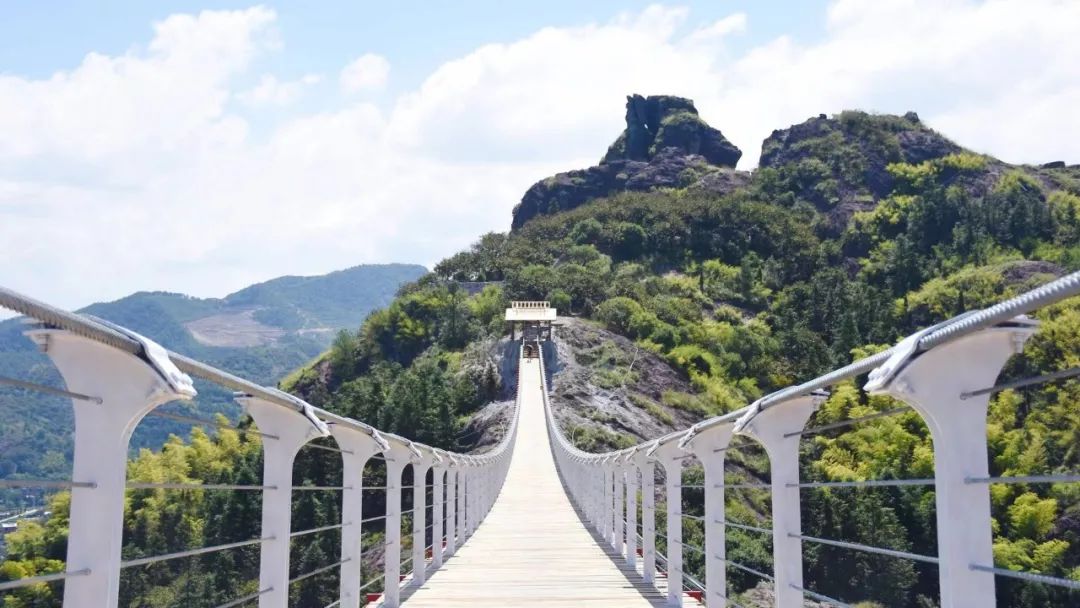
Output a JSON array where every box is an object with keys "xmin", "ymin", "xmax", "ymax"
[
  {"xmin": 602, "ymin": 94, "xmax": 742, "ymax": 167},
  {"xmin": 511, "ymin": 94, "xmax": 748, "ymax": 231}
]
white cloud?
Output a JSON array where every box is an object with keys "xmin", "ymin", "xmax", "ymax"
[
  {"xmin": 1, "ymin": 1, "xmax": 1079, "ymax": 313},
  {"xmin": 386, "ymin": 6, "xmax": 715, "ymax": 163},
  {"xmin": 684, "ymin": 13, "xmax": 748, "ymax": 46},
  {"xmin": 339, "ymin": 53, "xmax": 390, "ymax": 93},
  {"xmin": 238, "ymin": 73, "xmax": 321, "ymax": 106}
]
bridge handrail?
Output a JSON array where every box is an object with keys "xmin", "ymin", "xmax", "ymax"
[
  {"xmin": 0, "ymin": 285, "xmax": 515, "ymax": 465},
  {"xmin": 510, "ymin": 300, "xmax": 549, "ymax": 309},
  {"xmin": 541, "ymin": 270, "xmax": 1080, "ymax": 607},
  {"xmin": 547, "ymin": 270, "xmax": 1080, "ymax": 460},
  {"xmin": 0, "ymin": 285, "xmax": 521, "ymax": 607}
]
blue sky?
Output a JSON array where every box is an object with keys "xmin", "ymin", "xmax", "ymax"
[
  {"xmin": 2, "ymin": 2, "xmax": 829, "ymax": 89},
  {"xmin": 1, "ymin": 1, "xmax": 1078, "ymax": 312}
]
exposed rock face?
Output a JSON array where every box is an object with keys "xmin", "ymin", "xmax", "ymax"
[
  {"xmin": 603, "ymin": 94, "xmax": 742, "ymax": 167},
  {"xmin": 547, "ymin": 317, "xmax": 700, "ymax": 448},
  {"xmin": 453, "ymin": 318, "xmax": 702, "ymax": 454},
  {"xmin": 511, "ymin": 94, "xmax": 746, "ymax": 230},
  {"xmin": 999, "ymin": 259, "xmax": 1065, "ymax": 284}
]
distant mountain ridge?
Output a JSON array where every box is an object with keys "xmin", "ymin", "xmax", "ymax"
[
  {"xmin": 0, "ymin": 263, "xmax": 426, "ymax": 481},
  {"xmin": 73, "ymin": 264, "xmax": 429, "ymax": 350}
]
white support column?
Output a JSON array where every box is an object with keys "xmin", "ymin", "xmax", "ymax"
[
  {"xmin": 593, "ymin": 465, "xmax": 604, "ymax": 529},
  {"xmin": 28, "ymin": 330, "xmax": 195, "ymax": 608},
  {"xmin": 870, "ymin": 326, "xmax": 1034, "ymax": 608},
  {"xmin": 484, "ymin": 466, "xmax": 495, "ymax": 518},
  {"xmin": 600, "ymin": 466, "xmax": 608, "ymax": 534},
  {"xmin": 329, "ymin": 427, "xmax": 381, "ymax": 608},
  {"xmin": 446, "ymin": 467, "xmax": 458, "ymax": 555},
  {"xmin": 381, "ymin": 444, "xmax": 411, "ymax": 608},
  {"xmin": 475, "ymin": 464, "xmax": 483, "ymax": 524},
  {"xmin": 624, "ymin": 456, "xmax": 638, "ymax": 568},
  {"xmin": 633, "ymin": 451, "xmax": 656, "ymax": 585},
  {"xmin": 456, "ymin": 465, "xmax": 466, "ymax": 546},
  {"xmin": 684, "ymin": 425, "xmax": 735, "ymax": 608},
  {"xmin": 582, "ymin": 461, "xmax": 596, "ymax": 526},
  {"xmin": 461, "ymin": 466, "xmax": 471, "ymax": 537},
  {"xmin": 473, "ymin": 467, "xmax": 484, "ymax": 526},
  {"xmin": 613, "ymin": 460, "xmax": 625, "ymax": 553},
  {"xmin": 602, "ymin": 462, "xmax": 614, "ymax": 545},
  {"xmin": 475, "ymin": 463, "xmax": 485, "ymax": 525},
  {"xmin": 411, "ymin": 452, "xmax": 434, "ymax": 585},
  {"xmin": 651, "ymin": 442, "xmax": 686, "ymax": 607},
  {"xmin": 475, "ymin": 464, "xmax": 482, "ymax": 529},
  {"xmin": 735, "ymin": 395, "xmax": 822, "ymax": 608},
  {"xmin": 238, "ymin": 395, "xmax": 328, "ymax": 608},
  {"xmin": 431, "ymin": 463, "xmax": 446, "ymax": 567}
]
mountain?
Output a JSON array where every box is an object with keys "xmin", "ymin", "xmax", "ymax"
[
  {"xmin": 0, "ymin": 263, "xmax": 426, "ymax": 482},
  {"xmin": 286, "ymin": 97, "xmax": 1080, "ymax": 607},
  {"xmin": 6, "ymin": 95, "xmax": 1080, "ymax": 607}
]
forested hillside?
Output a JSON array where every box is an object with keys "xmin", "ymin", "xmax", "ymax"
[
  {"xmin": 296, "ymin": 100, "xmax": 1080, "ymax": 606},
  {"xmin": 3, "ymin": 97, "xmax": 1079, "ymax": 607},
  {"xmin": 0, "ymin": 263, "xmax": 424, "ymax": 487}
]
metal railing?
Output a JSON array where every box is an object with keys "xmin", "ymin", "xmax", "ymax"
[
  {"xmin": 0, "ymin": 286, "xmax": 521, "ymax": 608},
  {"xmin": 544, "ymin": 271, "xmax": 1080, "ymax": 607}
]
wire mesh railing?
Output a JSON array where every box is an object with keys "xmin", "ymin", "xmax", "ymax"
[
  {"xmin": 545, "ymin": 270, "xmax": 1080, "ymax": 607},
  {"xmin": 0, "ymin": 286, "xmax": 521, "ymax": 608}
]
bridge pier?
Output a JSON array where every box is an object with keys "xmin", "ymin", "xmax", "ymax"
[
  {"xmin": 480, "ymin": 465, "xmax": 493, "ymax": 521},
  {"xmin": 330, "ymin": 426, "xmax": 384, "ymax": 608},
  {"xmin": 870, "ymin": 326, "xmax": 1035, "ymax": 608},
  {"xmin": 682, "ymin": 424, "xmax": 734, "ymax": 608},
  {"xmin": 735, "ymin": 394, "xmax": 822, "ymax": 608},
  {"xmin": 650, "ymin": 441, "xmax": 686, "ymax": 607},
  {"xmin": 380, "ymin": 443, "xmax": 414, "ymax": 608},
  {"xmin": 462, "ymin": 459, "xmax": 473, "ymax": 538},
  {"xmin": 612, "ymin": 456, "xmax": 625, "ymax": 553},
  {"xmin": 446, "ymin": 465, "xmax": 458, "ymax": 556},
  {"xmin": 27, "ymin": 329, "xmax": 195, "ymax": 608},
  {"xmin": 431, "ymin": 458, "xmax": 447, "ymax": 567},
  {"xmin": 596, "ymin": 465, "xmax": 607, "ymax": 534},
  {"xmin": 238, "ymin": 394, "xmax": 333, "ymax": 608},
  {"xmin": 599, "ymin": 462, "xmax": 611, "ymax": 545},
  {"xmin": 633, "ymin": 450, "xmax": 656, "ymax": 585},
  {"xmin": 623, "ymin": 454, "xmax": 638, "ymax": 568},
  {"xmin": 411, "ymin": 451, "xmax": 435, "ymax": 585},
  {"xmin": 478, "ymin": 463, "xmax": 487, "ymax": 521},
  {"xmin": 580, "ymin": 461, "xmax": 595, "ymax": 529}
]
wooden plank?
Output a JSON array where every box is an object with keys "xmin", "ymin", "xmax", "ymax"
[{"xmin": 395, "ymin": 356, "xmax": 667, "ymax": 607}]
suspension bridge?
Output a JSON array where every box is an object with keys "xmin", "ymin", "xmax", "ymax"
[{"xmin": 1, "ymin": 272, "xmax": 1079, "ymax": 607}]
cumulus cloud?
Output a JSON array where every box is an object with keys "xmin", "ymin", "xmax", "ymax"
[
  {"xmin": 1, "ymin": 1, "xmax": 1079, "ymax": 312},
  {"xmin": 339, "ymin": 53, "xmax": 390, "ymax": 93},
  {"xmin": 238, "ymin": 73, "xmax": 321, "ymax": 106},
  {"xmin": 684, "ymin": 12, "xmax": 748, "ymax": 46}
]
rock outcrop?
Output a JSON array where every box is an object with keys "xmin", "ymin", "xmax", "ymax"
[
  {"xmin": 511, "ymin": 94, "xmax": 746, "ymax": 230},
  {"xmin": 602, "ymin": 94, "xmax": 742, "ymax": 167}
]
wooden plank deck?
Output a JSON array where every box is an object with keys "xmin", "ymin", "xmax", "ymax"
[{"xmin": 396, "ymin": 355, "xmax": 667, "ymax": 606}]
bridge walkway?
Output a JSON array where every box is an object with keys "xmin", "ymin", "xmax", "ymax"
[{"xmin": 397, "ymin": 354, "xmax": 666, "ymax": 606}]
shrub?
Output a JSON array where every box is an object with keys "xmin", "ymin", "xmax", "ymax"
[
  {"xmin": 596, "ymin": 297, "xmax": 645, "ymax": 335},
  {"xmin": 569, "ymin": 218, "xmax": 603, "ymax": 244},
  {"xmin": 547, "ymin": 289, "xmax": 572, "ymax": 314}
]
